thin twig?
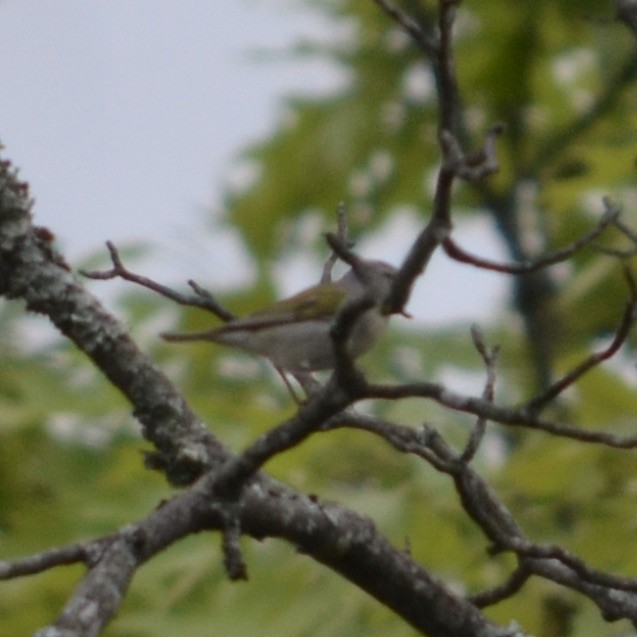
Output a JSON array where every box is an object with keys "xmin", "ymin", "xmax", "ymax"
[
  {"xmin": 439, "ymin": 126, "xmax": 504, "ymax": 182},
  {"xmin": 527, "ymin": 269, "xmax": 637, "ymax": 412},
  {"xmin": 325, "ymin": 407, "xmax": 637, "ymax": 611},
  {"xmin": 470, "ymin": 565, "xmax": 532, "ymax": 607},
  {"xmin": 0, "ymin": 543, "xmax": 95, "ymax": 579},
  {"xmin": 460, "ymin": 325, "xmax": 499, "ymax": 462},
  {"xmin": 82, "ymin": 241, "xmax": 235, "ymax": 321},
  {"xmin": 321, "ymin": 202, "xmax": 351, "ymax": 283},
  {"xmin": 371, "ymin": 0, "xmax": 439, "ymax": 56},
  {"xmin": 326, "ymin": 411, "xmax": 457, "ymax": 472},
  {"xmin": 510, "ymin": 539, "xmax": 637, "ymax": 593},
  {"xmin": 324, "ymin": 231, "xmax": 362, "ymax": 270},
  {"xmin": 444, "ymin": 198, "xmax": 622, "ymax": 274},
  {"xmin": 595, "ymin": 215, "xmax": 637, "ymax": 257},
  {"xmin": 365, "ymin": 380, "xmax": 637, "ymax": 448}
]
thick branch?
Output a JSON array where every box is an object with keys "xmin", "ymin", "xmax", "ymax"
[
  {"xmin": 0, "ymin": 154, "xmax": 511, "ymax": 637},
  {"xmin": 13, "ymin": 459, "xmax": 511, "ymax": 637}
]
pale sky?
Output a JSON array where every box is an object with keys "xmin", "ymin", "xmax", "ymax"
[{"xmin": 0, "ymin": 1, "xmax": 506, "ymax": 325}]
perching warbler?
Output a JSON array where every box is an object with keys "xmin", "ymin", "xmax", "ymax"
[{"xmin": 162, "ymin": 259, "xmax": 397, "ymax": 372}]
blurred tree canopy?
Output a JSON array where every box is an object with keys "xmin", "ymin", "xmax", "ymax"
[{"xmin": 2, "ymin": 1, "xmax": 637, "ymax": 636}]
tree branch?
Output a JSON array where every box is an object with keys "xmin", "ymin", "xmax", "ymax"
[
  {"xmin": 443, "ymin": 197, "xmax": 622, "ymax": 274},
  {"xmin": 0, "ymin": 152, "xmax": 513, "ymax": 637},
  {"xmin": 371, "ymin": 0, "xmax": 439, "ymax": 57},
  {"xmin": 365, "ymin": 377, "xmax": 637, "ymax": 448},
  {"xmin": 326, "ymin": 409, "xmax": 637, "ymax": 621},
  {"xmin": 82, "ymin": 240, "xmax": 236, "ymax": 322}
]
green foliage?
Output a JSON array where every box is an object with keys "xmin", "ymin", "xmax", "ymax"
[{"xmin": 3, "ymin": 1, "xmax": 637, "ymax": 636}]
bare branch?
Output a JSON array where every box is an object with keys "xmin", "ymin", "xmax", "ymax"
[
  {"xmin": 470, "ymin": 566, "xmax": 532, "ymax": 608},
  {"xmin": 82, "ymin": 241, "xmax": 235, "ymax": 322},
  {"xmin": 512, "ymin": 540, "xmax": 637, "ymax": 594},
  {"xmin": 443, "ymin": 197, "xmax": 622, "ymax": 274},
  {"xmin": 31, "ymin": 530, "xmax": 144, "ymax": 636},
  {"xmin": 328, "ymin": 407, "xmax": 637, "ymax": 622},
  {"xmin": 3, "ymin": 0, "xmax": 637, "ymax": 630},
  {"xmin": 212, "ymin": 374, "xmax": 358, "ymax": 500},
  {"xmin": 324, "ymin": 231, "xmax": 363, "ymax": 270},
  {"xmin": 365, "ymin": 379, "xmax": 637, "ymax": 448},
  {"xmin": 371, "ymin": 0, "xmax": 439, "ymax": 57},
  {"xmin": 220, "ymin": 506, "xmax": 248, "ymax": 581},
  {"xmin": 594, "ymin": 214, "xmax": 637, "ymax": 257},
  {"xmin": 0, "ymin": 175, "xmax": 508, "ymax": 634},
  {"xmin": 385, "ymin": 165, "xmax": 454, "ymax": 315},
  {"xmin": 440, "ymin": 126, "xmax": 504, "ymax": 182},
  {"xmin": 326, "ymin": 411, "xmax": 457, "ymax": 472},
  {"xmin": 0, "ymin": 543, "xmax": 95, "ymax": 579},
  {"xmin": 461, "ymin": 325, "xmax": 499, "ymax": 462},
  {"xmin": 527, "ymin": 269, "xmax": 637, "ymax": 412},
  {"xmin": 321, "ymin": 201, "xmax": 352, "ymax": 283}
]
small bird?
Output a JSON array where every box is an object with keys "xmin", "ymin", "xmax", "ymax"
[{"xmin": 162, "ymin": 259, "xmax": 397, "ymax": 373}]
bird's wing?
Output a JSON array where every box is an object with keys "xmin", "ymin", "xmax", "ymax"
[{"xmin": 215, "ymin": 282, "xmax": 348, "ymax": 332}]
